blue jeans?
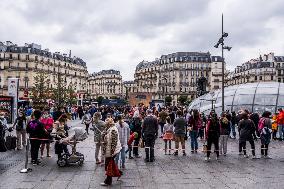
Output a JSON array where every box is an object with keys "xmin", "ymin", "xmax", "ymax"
[
  {"xmin": 190, "ymin": 130, "xmax": 198, "ymax": 151},
  {"xmin": 115, "ymin": 146, "xmax": 126, "ymax": 167},
  {"xmin": 230, "ymin": 122, "xmax": 236, "ymax": 138}
]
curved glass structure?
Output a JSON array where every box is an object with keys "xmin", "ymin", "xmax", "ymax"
[{"xmin": 189, "ymin": 82, "xmax": 284, "ymax": 115}]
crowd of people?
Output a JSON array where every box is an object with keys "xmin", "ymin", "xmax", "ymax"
[{"xmin": 0, "ymin": 104, "xmax": 284, "ymax": 186}]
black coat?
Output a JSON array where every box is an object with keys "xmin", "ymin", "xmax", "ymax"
[{"xmin": 238, "ymin": 119, "xmax": 255, "ymax": 142}]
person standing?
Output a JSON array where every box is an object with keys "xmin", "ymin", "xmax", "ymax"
[
  {"xmin": 40, "ymin": 109, "xmax": 54, "ymax": 158},
  {"xmin": 142, "ymin": 109, "xmax": 158, "ymax": 162},
  {"xmin": 82, "ymin": 111, "xmax": 92, "ymax": 135},
  {"xmin": 12, "ymin": 111, "xmax": 27, "ymax": 150},
  {"xmin": 158, "ymin": 108, "xmax": 168, "ymax": 138},
  {"xmin": 205, "ymin": 111, "xmax": 220, "ymax": 161},
  {"xmin": 258, "ymin": 111, "xmax": 272, "ymax": 158},
  {"xmin": 276, "ymin": 108, "xmax": 284, "ymax": 141},
  {"xmin": 163, "ymin": 117, "xmax": 174, "ymax": 155},
  {"xmin": 188, "ymin": 109, "xmax": 201, "ymax": 153},
  {"xmin": 115, "ymin": 115, "xmax": 130, "ymax": 169},
  {"xmin": 173, "ymin": 110, "xmax": 187, "ymax": 156},
  {"xmin": 238, "ymin": 110, "xmax": 256, "ymax": 158},
  {"xmin": 219, "ymin": 112, "xmax": 230, "ymax": 156},
  {"xmin": 272, "ymin": 113, "xmax": 278, "ymax": 140},
  {"xmin": 92, "ymin": 112, "xmax": 106, "ymax": 164},
  {"xmin": 230, "ymin": 111, "xmax": 237, "ymax": 139},
  {"xmin": 26, "ymin": 110, "xmax": 46, "ymax": 165},
  {"xmin": 101, "ymin": 118, "xmax": 122, "ymax": 186},
  {"xmin": 131, "ymin": 115, "xmax": 142, "ymax": 158}
]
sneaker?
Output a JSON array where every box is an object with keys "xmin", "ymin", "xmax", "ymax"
[
  {"xmin": 205, "ymin": 157, "xmax": 210, "ymax": 161},
  {"xmin": 191, "ymin": 150, "xmax": 194, "ymax": 153},
  {"xmin": 194, "ymin": 150, "xmax": 198, "ymax": 153},
  {"xmin": 174, "ymin": 152, "xmax": 178, "ymax": 156},
  {"xmin": 100, "ymin": 182, "xmax": 110, "ymax": 186},
  {"xmin": 47, "ymin": 155, "xmax": 52, "ymax": 158},
  {"xmin": 183, "ymin": 152, "xmax": 187, "ymax": 156},
  {"xmin": 238, "ymin": 152, "xmax": 243, "ymax": 156},
  {"xmin": 121, "ymin": 164, "xmax": 125, "ymax": 169},
  {"xmin": 144, "ymin": 159, "xmax": 150, "ymax": 163},
  {"xmin": 264, "ymin": 156, "xmax": 272, "ymax": 159},
  {"xmin": 223, "ymin": 153, "xmax": 226, "ymax": 156},
  {"xmin": 216, "ymin": 157, "xmax": 219, "ymax": 161},
  {"xmin": 135, "ymin": 155, "xmax": 142, "ymax": 158},
  {"xmin": 244, "ymin": 155, "xmax": 249, "ymax": 158},
  {"xmin": 252, "ymin": 156, "xmax": 257, "ymax": 159},
  {"xmin": 129, "ymin": 156, "xmax": 134, "ymax": 159}
]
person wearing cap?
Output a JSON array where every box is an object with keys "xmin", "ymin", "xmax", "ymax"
[
  {"xmin": 92, "ymin": 112, "xmax": 106, "ymax": 164},
  {"xmin": 142, "ymin": 109, "xmax": 158, "ymax": 162},
  {"xmin": 101, "ymin": 118, "xmax": 122, "ymax": 186}
]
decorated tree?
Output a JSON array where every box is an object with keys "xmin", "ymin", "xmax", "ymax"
[
  {"xmin": 52, "ymin": 75, "xmax": 67, "ymax": 109},
  {"xmin": 96, "ymin": 96, "xmax": 104, "ymax": 105},
  {"xmin": 164, "ymin": 96, "xmax": 172, "ymax": 106},
  {"xmin": 31, "ymin": 72, "xmax": 49, "ymax": 109},
  {"xmin": 65, "ymin": 84, "xmax": 77, "ymax": 106},
  {"xmin": 178, "ymin": 95, "xmax": 188, "ymax": 106}
]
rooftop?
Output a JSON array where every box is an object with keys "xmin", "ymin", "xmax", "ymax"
[{"xmin": 0, "ymin": 41, "xmax": 87, "ymax": 67}]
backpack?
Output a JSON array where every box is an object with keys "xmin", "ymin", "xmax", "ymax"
[{"xmin": 258, "ymin": 118, "xmax": 265, "ymax": 132}]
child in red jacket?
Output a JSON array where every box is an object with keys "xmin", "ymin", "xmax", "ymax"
[{"xmin": 126, "ymin": 132, "xmax": 138, "ymax": 159}]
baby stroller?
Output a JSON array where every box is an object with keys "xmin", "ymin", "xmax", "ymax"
[{"xmin": 56, "ymin": 127, "xmax": 88, "ymax": 167}]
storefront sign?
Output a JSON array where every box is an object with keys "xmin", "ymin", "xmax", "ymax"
[{"xmin": 0, "ymin": 96, "xmax": 13, "ymax": 124}]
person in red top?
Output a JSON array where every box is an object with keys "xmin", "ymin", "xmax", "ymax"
[
  {"xmin": 276, "ymin": 108, "xmax": 284, "ymax": 141},
  {"xmin": 126, "ymin": 132, "xmax": 138, "ymax": 159},
  {"xmin": 40, "ymin": 109, "xmax": 54, "ymax": 158}
]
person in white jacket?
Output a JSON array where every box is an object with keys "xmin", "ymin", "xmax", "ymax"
[
  {"xmin": 115, "ymin": 115, "xmax": 130, "ymax": 169},
  {"xmin": 101, "ymin": 118, "xmax": 122, "ymax": 186}
]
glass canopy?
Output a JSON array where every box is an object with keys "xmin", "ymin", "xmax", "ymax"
[{"xmin": 188, "ymin": 82, "xmax": 283, "ymax": 115}]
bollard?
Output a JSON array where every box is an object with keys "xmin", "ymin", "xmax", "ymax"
[{"xmin": 20, "ymin": 138, "xmax": 32, "ymax": 173}]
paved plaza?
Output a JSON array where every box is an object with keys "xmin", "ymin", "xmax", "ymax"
[{"xmin": 0, "ymin": 120, "xmax": 284, "ymax": 189}]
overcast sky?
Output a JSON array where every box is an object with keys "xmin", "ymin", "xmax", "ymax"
[{"xmin": 1, "ymin": 0, "xmax": 284, "ymax": 80}]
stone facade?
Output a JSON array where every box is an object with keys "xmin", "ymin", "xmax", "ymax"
[
  {"xmin": 134, "ymin": 52, "xmax": 223, "ymax": 105},
  {"xmin": 0, "ymin": 41, "xmax": 88, "ymax": 103},
  {"xmin": 88, "ymin": 69, "xmax": 122, "ymax": 99},
  {"xmin": 226, "ymin": 52, "xmax": 284, "ymax": 86}
]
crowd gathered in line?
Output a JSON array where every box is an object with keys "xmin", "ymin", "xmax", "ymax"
[{"xmin": 0, "ymin": 104, "xmax": 284, "ymax": 186}]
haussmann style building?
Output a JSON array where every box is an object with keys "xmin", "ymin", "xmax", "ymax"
[
  {"xmin": 133, "ymin": 52, "xmax": 224, "ymax": 106},
  {"xmin": 0, "ymin": 41, "xmax": 88, "ymax": 104},
  {"xmin": 88, "ymin": 69, "xmax": 123, "ymax": 99}
]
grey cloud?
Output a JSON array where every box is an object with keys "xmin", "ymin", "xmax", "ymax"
[{"xmin": 1, "ymin": 0, "xmax": 284, "ymax": 80}]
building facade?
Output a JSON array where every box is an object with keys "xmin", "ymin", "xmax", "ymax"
[
  {"xmin": 0, "ymin": 41, "xmax": 88, "ymax": 103},
  {"xmin": 226, "ymin": 52, "xmax": 284, "ymax": 86},
  {"xmin": 134, "ymin": 52, "xmax": 223, "ymax": 105},
  {"xmin": 88, "ymin": 69, "xmax": 122, "ymax": 99}
]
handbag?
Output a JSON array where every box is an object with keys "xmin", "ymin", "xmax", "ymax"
[
  {"xmin": 106, "ymin": 158, "xmax": 122, "ymax": 177},
  {"xmin": 203, "ymin": 141, "xmax": 208, "ymax": 153},
  {"xmin": 139, "ymin": 138, "xmax": 144, "ymax": 148}
]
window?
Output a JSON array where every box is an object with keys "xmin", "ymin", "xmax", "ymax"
[
  {"xmin": 9, "ymin": 54, "xmax": 12, "ymax": 59},
  {"xmin": 35, "ymin": 56, "xmax": 38, "ymax": 61},
  {"xmin": 18, "ymin": 54, "xmax": 20, "ymax": 60},
  {"xmin": 26, "ymin": 55, "xmax": 29, "ymax": 60},
  {"xmin": 271, "ymin": 76, "xmax": 274, "ymax": 80},
  {"xmin": 260, "ymin": 76, "xmax": 262, "ymax": 80},
  {"xmin": 255, "ymin": 76, "xmax": 257, "ymax": 81}
]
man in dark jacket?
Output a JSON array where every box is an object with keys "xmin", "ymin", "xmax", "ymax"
[
  {"xmin": 173, "ymin": 110, "xmax": 187, "ymax": 156},
  {"xmin": 238, "ymin": 110, "xmax": 256, "ymax": 158},
  {"xmin": 142, "ymin": 109, "xmax": 158, "ymax": 162},
  {"xmin": 26, "ymin": 110, "xmax": 46, "ymax": 165}
]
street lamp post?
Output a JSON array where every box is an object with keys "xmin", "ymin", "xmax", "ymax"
[{"xmin": 214, "ymin": 14, "xmax": 232, "ymax": 112}]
